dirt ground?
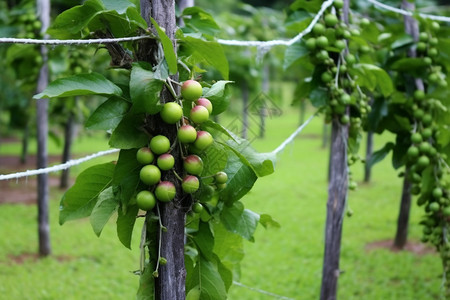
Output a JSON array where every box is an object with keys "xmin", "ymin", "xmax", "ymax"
[{"xmin": 366, "ymin": 239, "xmax": 436, "ymax": 255}]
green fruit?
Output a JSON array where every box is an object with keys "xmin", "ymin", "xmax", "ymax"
[
  {"xmin": 429, "ymin": 37, "xmax": 438, "ymax": 46},
  {"xmin": 419, "ymin": 32, "xmax": 428, "ymax": 42},
  {"xmin": 196, "ymin": 98, "xmax": 213, "ymax": 114},
  {"xmin": 346, "ymin": 54, "xmax": 356, "ymax": 65},
  {"xmin": 316, "ymin": 36, "xmax": 329, "ymax": 48},
  {"xmin": 182, "ymin": 175, "xmax": 200, "ymax": 194},
  {"xmin": 413, "ymin": 108, "xmax": 424, "ymax": 120},
  {"xmin": 416, "ymin": 42, "xmax": 427, "ymax": 52},
  {"xmin": 334, "ymin": 40, "xmax": 346, "ymax": 51},
  {"xmin": 340, "ymin": 115, "xmax": 350, "ymax": 125},
  {"xmin": 313, "ymin": 23, "xmax": 326, "ymax": 35},
  {"xmin": 431, "ymin": 21, "xmax": 440, "ymax": 31},
  {"xmin": 422, "ymin": 128, "xmax": 432, "ymax": 139},
  {"xmin": 136, "ymin": 190, "xmax": 156, "ymax": 211},
  {"xmin": 407, "ymin": 146, "xmax": 419, "ymax": 159},
  {"xmin": 324, "ymin": 14, "xmax": 338, "ymax": 27},
  {"xmin": 157, "ymin": 153, "xmax": 175, "ymax": 171},
  {"xmin": 178, "ymin": 125, "xmax": 197, "ymax": 144},
  {"xmin": 443, "ymin": 207, "xmax": 450, "ymax": 217},
  {"xmin": 411, "ymin": 133, "xmax": 422, "ymax": 144},
  {"xmin": 216, "ymin": 183, "xmax": 227, "ymax": 190},
  {"xmin": 316, "ymin": 50, "xmax": 329, "ymax": 61},
  {"xmin": 155, "ymin": 181, "xmax": 176, "ymax": 202},
  {"xmin": 194, "ymin": 131, "xmax": 213, "ymax": 150},
  {"xmin": 192, "ymin": 202, "xmax": 204, "ymax": 213},
  {"xmin": 150, "ymin": 135, "xmax": 171, "ymax": 155},
  {"xmin": 305, "ymin": 38, "xmax": 316, "ymax": 50},
  {"xmin": 428, "ymin": 48, "xmax": 438, "ymax": 57},
  {"xmin": 429, "ymin": 202, "xmax": 440, "ymax": 212},
  {"xmin": 136, "ymin": 147, "xmax": 155, "ymax": 164},
  {"xmin": 321, "ymin": 72, "xmax": 333, "ymax": 83},
  {"xmin": 413, "ymin": 90, "xmax": 425, "ymax": 101},
  {"xmin": 181, "ymin": 80, "xmax": 202, "ymax": 101},
  {"xmin": 432, "ymin": 187, "xmax": 443, "ymax": 199},
  {"xmin": 340, "ymin": 94, "xmax": 351, "ymax": 104},
  {"xmin": 334, "ymin": 0, "xmax": 344, "ymax": 9},
  {"xmin": 417, "ymin": 155, "xmax": 430, "ymax": 169},
  {"xmin": 422, "ymin": 114, "xmax": 432, "ymax": 126},
  {"xmin": 215, "ymin": 171, "xmax": 228, "ymax": 184},
  {"xmin": 140, "ymin": 165, "xmax": 161, "ymax": 185},
  {"xmin": 160, "ymin": 102, "xmax": 183, "ymax": 124},
  {"xmin": 190, "ymin": 105, "xmax": 210, "ymax": 124},
  {"xmin": 184, "ymin": 155, "xmax": 203, "ymax": 175}
]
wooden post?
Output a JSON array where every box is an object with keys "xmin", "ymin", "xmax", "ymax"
[
  {"xmin": 36, "ymin": 0, "xmax": 51, "ymax": 257},
  {"xmin": 140, "ymin": 1, "xmax": 189, "ymax": 299},
  {"xmin": 60, "ymin": 101, "xmax": 76, "ymax": 189}
]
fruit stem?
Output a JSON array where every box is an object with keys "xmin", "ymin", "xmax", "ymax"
[
  {"xmin": 177, "ymin": 60, "xmax": 191, "ymax": 76},
  {"xmin": 164, "ymin": 79, "xmax": 178, "ymax": 100},
  {"xmin": 172, "ymin": 170, "xmax": 183, "ymax": 181},
  {"xmin": 154, "ymin": 203, "xmax": 164, "ymax": 275}
]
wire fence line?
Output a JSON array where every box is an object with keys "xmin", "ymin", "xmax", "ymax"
[
  {"xmin": 0, "ymin": 149, "xmax": 119, "ymax": 181},
  {"xmin": 367, "ymin": 0, "xmax": 450, "ymax": 22},
  {"xmin": 272, "ymin": 113, "xmax": 316, "ymax": 155},
  {"xmin": 0, "ymin": 35, "xmax": 152, "ymax": 45}
]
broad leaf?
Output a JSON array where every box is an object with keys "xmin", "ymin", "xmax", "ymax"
[
  {"xmin": 150, "ymin": 18, "xmax": 177, "ymax": 75},
  {"xmin": 34, "ymin": 73, "xmax": 122, "ymax": 99},
  {"xmin": 309, "ymin": 86, "xmax": 328, "ymax": 108},
  {"xmin": 109, "ymin": 113, "xmax": 149, "ymax": 149},
  {"xmin": 116, "ymin": 204, "xmax": 139, "ymax": 249},
  {"xmin": 221, "ymin": 202, "xmax": 259, "ymax": 241},
  {"xmin": 352, "ymin": 64, "xmax": 393, "ymax": 97},
  {"xmin": 187, "ymin": 256, "xmax": 227, "ymax": 300},
  {"xmin": 259, "ymin": 214, "xmax": 281, "ymax": 229},
  {"xmin": 85, "ymin": 96, "xmax": 130, "ymax": 130},
  {"xmin": 181, "ymin": 7, "xmax": 220, "ymax": 36},
  {"xmin": 193, "ymin": 221, "xmax": 215, "ymax": 261},
  {"xmin": 200, "ymin": 142, "xmax": 228, "ymax": 176},
  {"xmin": 60, "ymin": 162, "xmax": 115, "ymax": 224},
  {"xmin": 130, "ymin": 63, "xmax": 165, "ymax": 114},
  {"xmin": 181, "ymin": 36, "xmax": 229, "ymax": 80},
  {"xmin": 367, "ymin": 142, "xmax": 395, "ymax": 169},
  {"xmin": 112, "ymin": 149, "xmax": 142, "ymax": 206},
  {"xmin": 202, "ymin": 81, "xmax": 233, "ymax": 115},
  {"xmin": 284, "ymin": 41, "xmax": 309, "ymax": 70},
  {"xmin": 136, "ymin": 261, "xmax": 155, "ymax": 300},
  {"xmin": 90, "ymin": 187, "xmax": 119, "ymax": 236}
]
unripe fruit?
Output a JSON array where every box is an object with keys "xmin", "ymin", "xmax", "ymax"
[
  {"xmin": 433, "ymin": 187, "xmax": 443, "ymax": 199},
  {"xmin": 417, "ymin": 155, "xmax": 430, "ymax": 169},
  {"xmin": 316, "ymin": 36, "xmax": 329, "ymax": 48},
  {"xmin": 422, "ymin": 128, "xmax": 432, "ymax": 139},
  {"xmin": 313, "ymin": 23, "xmax": 325, "ymax": 35},
  {"xmin": 184, "ymin": 155, "xmax": 203, "ymax": 175},
  {"xmin": 136, "ymin": 190, "xmax": 156, "ymax": 211},
  {"xmin": 429, "ymin": 202, "xmax": 440, "ymax": 212},
  {"xmin": 346, "ymin": 54, "xmax": 356, "ymax": 65},
  {"xmin": 431, "ymin": 21, "xmax": 440, "ymax": 31},
  {"xmin": 140, "ymin": 165, "xmax": 161, "ymax": 185},
  {"xmin": 416, "ymin": 42, "xmax": 427, "ymax": 52},
  {"xmin": 340, "ymin": 115, "xmax": 350, "ymax": 125},
  {"xmin": 177, "ymin": 125, "xmax": 197, "ymax": 144},
  {"xmin": 407, "ymin": 146, "xmax": 419, "ymax": 159},
  {"xmin": 181, "ymin": 80, "xmax": 202, "ymax": 101},
  {"xmin": 334, "ymin": 0, "xmax": 344, "ymax": 9},
  {"xmin": 411, "ymin": 133, "xmax": 422, "ymax": 144},
  {"xmin": 305, "ymin": 38, "xmax": 316, "ymax": 50},
  {"xmin": 216, "ymin": 183, "xmax": 227, "ymax": 190},
  {"xmin": 429, "ymin": 37, "xmax": 438, "ymax": 46},
  {"xmin": 155, "ymin": 181, "xmax": 176, "ymax": 202},
  {"xmin": 192, "ymin": 202, "xmax": 203, "ymax": 213},
  {"xmin": 334, "ymin": 40, "xmax": 346, "ymax": 51},
  {"xmin": 422, "ymin": 114, "xmax": 432, "ymax": 126},
  {"xmin": 215, "ymin": 171, "xmax": 228, "ymax": 184},
  {"xmin": 157, "ymin": 153, "xmax": 175, "ymax": 171},
  {"xmin": 182, "ymin": 175, "xmax": 200, "ymax": 194},
  {"xmin": 136, "ymin": 147, "xmax": 154, "ymax": 164},
  {"xmin": 190, "ymin": 105, "xmax": 209, "ymax": 123},
  {"xmin": 419, "ymin": 142, "xmax": 431, "ymax": 154},
  {"xmin": 195, "ymin": 98, "xmax": 213, "ymax": 114},
  {"xmin": 324, "ymin": 14, "xmax": 338, "ymax": 27},
  {"xmin": 194, "ymin": 131, "xmax": 213, "ymax": 150},
  {"xmin": 419, "ymin": 32, "xmax": 428, "ymax": 42},
  {"xmin": 160, "ymin": 102, "xmax": 183, "ymax": 124},
  {"xmin": 321, "ymin": 72, "xmax": 333, "ymax": 83},
  {"xmin": 443, "ymin": 207, "xmax": 450, "ymax": 217},
  {"xmin": 150, "ymin": 135, "xmax": 171, "ymax": 155}
]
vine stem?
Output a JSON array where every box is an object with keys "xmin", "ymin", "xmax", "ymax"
[
  {"xmin": 172, "ymin": 170, "xmax": 184, "ymax": 181},
  {"xmin": 164, "ymin": 79, "xmax": 178, "ymax": 100},
  {"xmin": 154, "ymin": 202, "xmax": 165, "ymax": 276},
  {"xmin": 139, "ymin": 218, "xmax": 148, "ymax": 273}
]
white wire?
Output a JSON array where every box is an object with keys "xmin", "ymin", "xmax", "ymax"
[
  {"xmin": 232, "ymin": 281, "xmax": 295, "ymax": 300},
  {"xmin": 0, "ymin": 149, "xmax": 119, "ymax": 181},
  {"xmin": 367, "ymin": 0, "xmax": 450, "ymax": 22},
  {"xmin": 272, "ymin": 113, "xmax": 316, "ymax": 155},
  {"xmin": 218, "ymin": 0, "xmax": 335, "ymax": 47},
  {"xmin": 0, "ymin": 35, "xmax": 152, "ymax": 45}
]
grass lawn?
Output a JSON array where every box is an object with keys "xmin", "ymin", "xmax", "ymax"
[{"xmin": 0, "ymin": 100, "xmax": 443, "ymax": 299}]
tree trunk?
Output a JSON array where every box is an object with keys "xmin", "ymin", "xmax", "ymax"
[
  {"xmin": 60, "ymin": 103, "xmax": 76, "ymax": 189},
  {"xmin": 36, "ymin": 0, "xmax": 51, "ymax": 257},
  {"xmin": 363, "ymin": 131, "xmax": 373, "ymax": 183},
  {"xmin": 242, "ymin": 81, "xmax": 249, "ymax": 139},
  {"xmin": 320, "ymin": 118, "xmax": 349, "ymax": 300},
  {"xmin": 393, "ymin": 0, "xmax": 423, "ymax": 250},
  {"xmin": 140, "ymin": 1, "xmax": 189, "ymax": 299},
  {"xmin": 320, "ymin": 1, "xmax": 349, "ymax": 299},
  {"xmin": 20, "ymin": 120, "xmax": 30, "ymax": 164}
]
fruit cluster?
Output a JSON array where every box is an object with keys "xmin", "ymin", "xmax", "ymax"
[
  {"xmin": 135, "ymin": 79, "xmax": 228, "ymax": 213},
  {"xmin": 15, "ymin": 12, "xmax": 42, "ymax": 39}
]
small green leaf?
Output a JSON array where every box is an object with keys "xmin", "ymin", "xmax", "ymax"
[
  {"xmin": 193, "ymin": 222, "xmax": 215, "ymax": 261},
  {"xmin": 150, "ymin": 18, "xmax": 178, "ymax": 75},
  {"xmin": 202, "ymin": 81, "xmax": 233, "ymax": 115},
  {"xmin": 60, "ymin": 162, "xmax": 115, "ymax": 224},
  {"xmin": 85, "ymin": 97, "xmax": 130, "ymax": 130},
  {"xmin": 200, "ymin": 142, "xmax": 228, "ymax": 177},
  {"xmin": 90, "ymin": 187, "xmax": 119, "ymax": 236},
  {"xmin": 109, "ymin": 113, "xmax": 149, "ymax": 149},
  {"xmin": 34, "ymin": 73, "xmax": 123, "ymax": 99},
  {"xmin": 136, "ymin": 261, "xmax": 155, "ymax": 300},
  {"xmin": 112, "ymin": 149, "xmax": 142, "ymax": 206},
  {"xmin": 352, "ymin": 64, "xmax": 393, "ymax": 97},
  {"xmin": 221, "ymin": 202, "xmax": 259, "ymax": 241},
  {"xmin": 130, "ymin": 63, "xmax": 165, "ymax": 114},
  {"xmin": 181, "ymin": 7, "xmax": 221, "ymax": 36},
  {"xmin": 309, "ymin": 86, "xmax": 328, "ymax": 108},
  {"xmin": 201, "ymin": 120, "xmax": 238, "ymax": 142},
  {"xmin": 116, "ymin": 204, "xmax": 139, "ymax": 249},
  {"xmin": 284, "ymin": 41, "xmax": 309, "ymax": 70},
  {"xmin": 259, "ymin": 214, "xmax": 281, "ymax": 229}
]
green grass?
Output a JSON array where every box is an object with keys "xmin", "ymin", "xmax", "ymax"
[{"xmin": 0, "ymin": 102, "xmax": 443, "ymax": 300}]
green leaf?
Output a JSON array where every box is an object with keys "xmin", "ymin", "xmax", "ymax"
[
  {"xmin": 220, "ymin": 151, "xmax": 257, "ymax": 204},
  {"xmin": 212, "ymin": 223, "xmax": 244, "ymax": 279},
  {"xmin": 259, "ymin": 214, "xmax": 281, "ymax": 229},
  {"xmin": 202, "ymin": 81, "xmax": 233, "ymax": 115},
  {"xmin": 60, "ymin": 162, "xmax": 115, "ymax": 225},
  {"xmin": 309, "ymin": 86, "xmax": 328, "ymax": 107},
  {"xmin": 137, "ymin": 261, "xmax": 155, "ymax": 300},
  {"xmin": 221, "ymin": 202, "xmax": 259, "ymax": 241},
  {"xmin": 109, "ymin": 113, "xmax": 149, "ymax": 149},
  {"xmin": 193, "ymin": 222, "xmax": 215, "ymax": 261},
  {"xmin": 201, "ymin": 120, "xmax": 238, "ymax": 142},
  {"xmin": 112, "ymin": 149, "xmax": 142, "ymax": 206},
  {"xmin": 200, "ymin": 142, "xmax": 228, "ymax": 176},
  {"xmin": 391, "ymin": 34, "xmax": 414, "ymax": 49},
  {"xmin": 187, "ymin": 256, "xmax": 227, "ymax": 300},
  {"xmin": 90, "ymin": 187, "xmax": 119, "ymax": 237},
  {"xmin": 34, "ymin": 73, "xmax": 123, "ymax": 99},
  {"xmin": 352, "ymin": 64, "xmax": 393, "ymax": 97},
  {"xmin": 181, "ymin": 7, "xmax": 221, "ymax": 36},
  {"xmin": 284, "ymin": 41, "xmax": 309, "ymax": 70},
  {"xmin": 85, "ymin": 97, "xmax": 130, "ymax": 130},
  {"xmin": 290, "ymin": 0, "xmax": 322, "ymax": 12},
  {"xmin": 116, "ymin": 204, "xmax": 139, "ymax": 249},
  {"xmin": 150, "ymin": 18, "xmax": 178, "ymax": 75},
  {"xmin": 390, "ymin": 58, "xmax": 429, "ymax": 74},
  {"xmin": 367, "ymin": 142, "xmax": 395, "ymax": 169},
  {"xmin": 130, "ymin": 63, "xmax": 165, "ymax": 114},
  {"xmin": 181, "ymin": 36, "xmax": 229, "ymax": 80}
]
